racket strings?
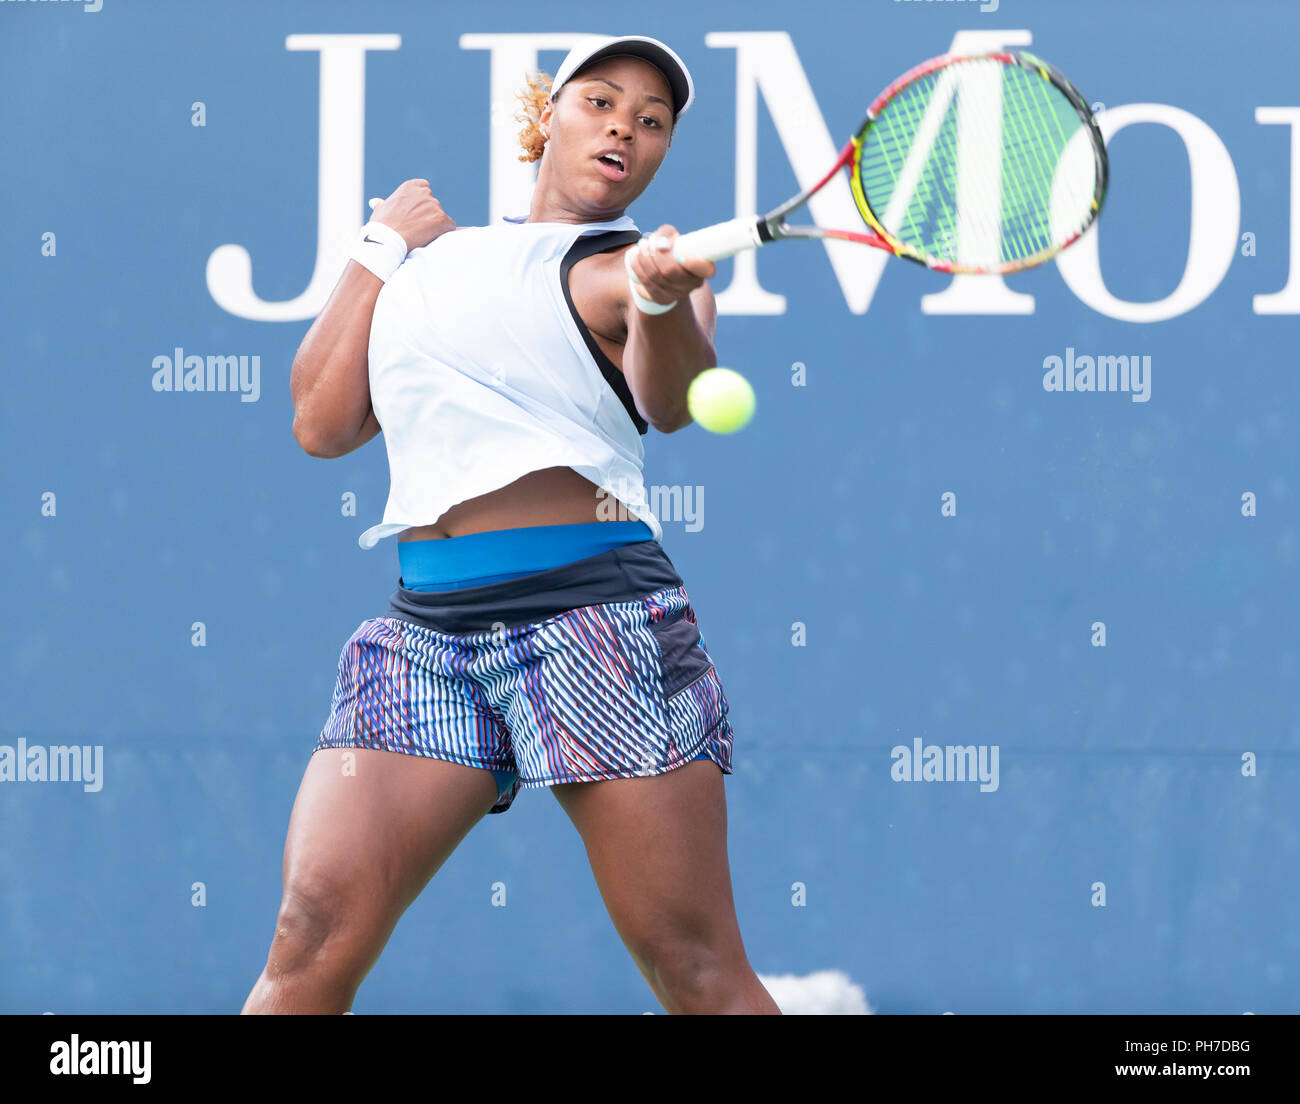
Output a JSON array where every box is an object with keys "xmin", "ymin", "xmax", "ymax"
[
  {"xmin": 1000, "ymin": 67, "xmax": 1092, "ymax": 251},
  {"xmin": 864, "ymin": 77, "xmax": 956, "ymax": 261},
  {"xmin": 856, "ymin": 55, "xmax": 1100, "ymax": 271}
]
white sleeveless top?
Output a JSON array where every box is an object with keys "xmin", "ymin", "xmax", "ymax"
[{"xmin": 358, "ymin": 213, "xmax": 663, "ymax": 550}]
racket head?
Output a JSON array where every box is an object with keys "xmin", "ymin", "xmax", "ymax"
[{"xmin": 848, "ymin": 50, "xmax": 1108, "ymax": 274}]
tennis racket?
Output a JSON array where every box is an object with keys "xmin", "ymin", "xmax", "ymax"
[{"xmin": 670, "ymin": 50, "xmax": 1108, "ymax": 275}]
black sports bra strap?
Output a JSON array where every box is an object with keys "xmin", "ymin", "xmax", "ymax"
[{"xmin": 559, "ymin": 229, "xmax": 648, "ymax": 436}]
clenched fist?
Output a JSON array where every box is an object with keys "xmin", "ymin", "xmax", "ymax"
[{"xmin": 369, "ymin": 179, "xmax": 456, "ymax": 251}]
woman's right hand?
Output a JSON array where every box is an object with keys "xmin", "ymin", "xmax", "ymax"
[{"xmin": 370, "ymin": 179, "xmax": 457, "ymax": 252}]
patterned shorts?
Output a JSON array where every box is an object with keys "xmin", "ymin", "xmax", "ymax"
[{"xmin": 314, "ymin": 540, "xmax": 734, "ymax": 814}]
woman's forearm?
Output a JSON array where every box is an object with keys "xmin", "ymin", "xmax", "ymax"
[
  {"xmin": 623, "ymin": 291, "xmax": 716, "ymax": 433},
  {"xmin": 290, "ymin": 179, "xmax": 458, "ymax": 458},
  {"xmin": 620, "ymin": 226, "xmax": 719, "ymax": 433},
  {"xmin": 290, "ymin": 260, "xmax": 384, "ymax": 457}
]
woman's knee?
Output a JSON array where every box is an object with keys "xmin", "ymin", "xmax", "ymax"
[
  {"xmin": 638, "ymin": 936, "xmax": 778, "ymax": 1013},
  {"xmin": 643, "ymin": 938, "xmax": 736, "ymax": 1008},
  {"xmin": 266, "ymin": 876, "xmax": 387, "ymax": 981}
]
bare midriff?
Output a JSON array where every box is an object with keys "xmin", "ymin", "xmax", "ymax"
[
  {"xmin": 396, "ymin": 465, "xmax": 618, "ymax": 542},
  {"xmin": 396, "ymin": 247, "xmax": 633, "ymax": 544}
]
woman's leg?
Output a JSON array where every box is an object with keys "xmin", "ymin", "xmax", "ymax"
[
  {"xmin": 551, "ymin": 759, "xmax": 780, "ymax": 1014},
  {"xmin": 242, "ymin": 748, "xmax": 500, "ymax": 1013}
]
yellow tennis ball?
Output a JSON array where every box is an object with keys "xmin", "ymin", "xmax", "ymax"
[{"xmin": 687, "ymin": 368, "xmax": 755, "ymax": 434}]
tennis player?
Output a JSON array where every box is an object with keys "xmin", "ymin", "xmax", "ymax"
[{"xmin": 242, "ymin": 34, "xmax": 779, "ymax": 1015}]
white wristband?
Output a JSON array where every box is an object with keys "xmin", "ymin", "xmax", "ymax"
[
  {"xmin": 624, "ymin": 245, "xmax": 677, "ymax": 315},
  {"xmin": 349, "ymin": 221, "xmax": 409, "ymax": 282}
]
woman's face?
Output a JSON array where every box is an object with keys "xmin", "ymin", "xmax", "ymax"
[{"xmin": 539, "ymin": 55, "xmax": 674, "ymax": 214}]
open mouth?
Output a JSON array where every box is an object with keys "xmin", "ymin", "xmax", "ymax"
[{"xmin": 595, "ymin": 153, "xmax": 629, "ymax": 181}]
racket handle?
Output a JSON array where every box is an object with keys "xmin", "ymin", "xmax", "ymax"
[{"xmin": 672, "ymin": 216, "xmax": 764, "ymax": 265}]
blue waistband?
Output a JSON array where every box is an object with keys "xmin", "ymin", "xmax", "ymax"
[{"xmin": 398, "ymin": 520, "xmax": 655, "ymax": 590}]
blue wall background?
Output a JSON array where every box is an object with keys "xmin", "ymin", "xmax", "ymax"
[{"xmin": 2, "ymin": 0, "xmax": 1296, "ymax": 1013}]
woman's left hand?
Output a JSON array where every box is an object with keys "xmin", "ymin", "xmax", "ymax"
[{"xmin": 624, "ymin": 224, "xmax": 718, "ymax": 309}]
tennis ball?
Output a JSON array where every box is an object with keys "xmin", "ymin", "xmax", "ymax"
[{"xmin": 687, "ymin": 367, "xmax": 755, "ymax": 434}]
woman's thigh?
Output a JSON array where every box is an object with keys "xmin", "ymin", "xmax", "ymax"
[
  {"xmin": 279, "ymin": 747, "xmax": 501, "ymax": 937},
  {"xmin": 550, "ymin": 760, "xmax": 746, "ymax": 972}
]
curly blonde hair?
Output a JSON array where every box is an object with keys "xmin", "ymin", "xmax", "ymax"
[
  {"xmin": 514, "ymin": 68, "xmax": 675, "ymax": 163},
  {"xmin": 515, "ymin": 70, "xmax": 555, "ymax": 164}
]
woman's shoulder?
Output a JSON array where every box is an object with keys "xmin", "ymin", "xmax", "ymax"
[{"xmin": 405, "ymin": 224, "xmax": 488, "ymax": 260}]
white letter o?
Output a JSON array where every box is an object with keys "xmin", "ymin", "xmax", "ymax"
[{"xmin": 1056, "ymin": 103, "xmax": 1240, "ymax": 322}]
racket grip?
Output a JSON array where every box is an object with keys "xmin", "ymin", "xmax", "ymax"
[{"xmin": 672, "ymin": 216, "xmax": 764, "ymax": 265}]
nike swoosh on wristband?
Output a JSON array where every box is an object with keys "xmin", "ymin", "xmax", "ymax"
[{"xmin": 363, "ymin": 234, "xmax": 381, "ymax": 244}]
